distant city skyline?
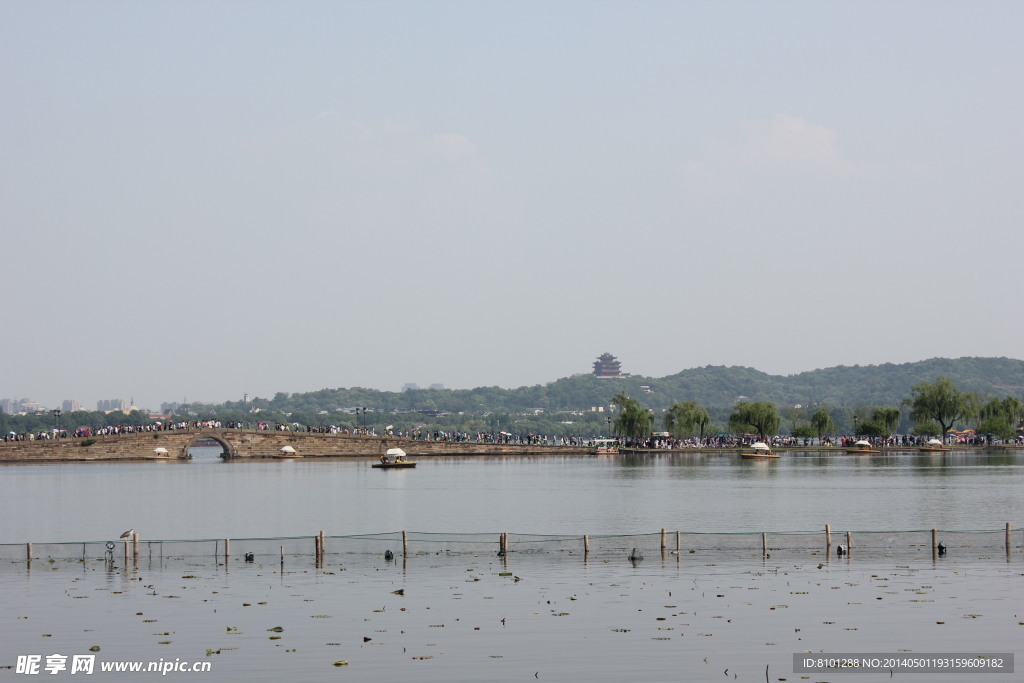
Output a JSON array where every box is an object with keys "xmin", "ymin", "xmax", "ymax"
[{"xmin": 3, "ymin": 3, "xmax": 1022, "ymax": 415}]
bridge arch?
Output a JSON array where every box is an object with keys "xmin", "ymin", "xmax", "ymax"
[{"xmin": 183, "ymin": 431, "xmax": 239, "ymax": 459}]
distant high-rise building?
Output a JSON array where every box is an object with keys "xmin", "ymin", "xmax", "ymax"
[
  {"xmin": 592, "ymin": 352, "xmax": 623, "ymax": 378},
  {"xmin": 62, "ymin": 400, "xmax": 82, "ymax": 412},
  {"xmin": 0, "ymin": 398, "xmax": 38, "ymax": 413},
  {"xmin": 97, "ymin": 399, "xmax": 127, "ymax": 412},
  {"xmin": 402, "ymin": 383, "xmax": 420, "ymax": 392}
]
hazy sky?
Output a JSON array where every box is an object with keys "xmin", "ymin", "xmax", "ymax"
[{"xmin": 3, "ymin": 1, "xmax": 1022, "ymax": 411}]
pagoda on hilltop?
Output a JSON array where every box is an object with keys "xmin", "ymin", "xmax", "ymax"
[{"xmin": 593, "ymin": 352, "xmax": 623, "ymax": 378}]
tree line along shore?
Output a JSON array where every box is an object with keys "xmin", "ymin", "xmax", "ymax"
[{"xmin": 4, "ymin": 377, "xmax": 1022, "ymax": 447}]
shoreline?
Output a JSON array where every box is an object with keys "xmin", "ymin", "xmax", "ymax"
[{"xmin": 1, "ymin": 440, "xmax": 1019, "ymax": 463}]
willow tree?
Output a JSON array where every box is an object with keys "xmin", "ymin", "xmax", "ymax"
[
  {"xmin": 728, "ymin": 401, "xmax": 780, "ymax": 441},
  {"xmin": 905, "ymin": 377, "xmax": 971, "ymax": 444},
  {"xmin": 871, "ymin": 407, "xmax": 902, "ymax": 436},
  {"xmin": 611, "ymin": 392, "xmax": 653, "ymax": 438},
  {"xmin": 664, "ymin": 400, "xmax": 711, "ymax": 440},
  {"xmin": 990, "ymin": 396, "xmax": 1023, "ymax": 426},
  {"xmin": 977, "ymin": 396, "xmax": 1024, "ymax": 441},
  {"xmin": 810, "ymin": 407, "xmax": 835, "ymax": 442}
]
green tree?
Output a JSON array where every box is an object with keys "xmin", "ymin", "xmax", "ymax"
[
  {"xmin": 911, "ymin": 421, "xmax": 942, "ymax": 438},
  {"xmin": 977, "ymin": 416, "xmax": 1016, "ymax": 441},
  {"xmin": 976, "ymin": 396, "xmax": 1024, "ymax": 441},
  {"xmin": 989, "ymin": 396, "xmax": 1022, "ymax": 427},
  {"xmin": 905, "ymin": 378, "xmax": 971, "ymax": 444},
  {"xmin": 663, "ymin": 400, "xmax": 711, "ymax": 439},
  {"xmin": 871, "ymin": 407, "xmax": 901, "ymax": 435},
  {"xmin": 728, "ymin": 401, "xmax": 780, "ymax": 441},
  {"xmin": 857, "ymin": 419, "xmax": 887, "ymax": 438},
  {"xmin": 791, "ymin": 425, "xmax": 816, "ymax": 439},
  {"xmin": 810, "ymin": 408, "xmax": 836, "ymax": 442},
  {"xmin": 611, "ymin": 393, "xmax": 653, "ymax": 438}
]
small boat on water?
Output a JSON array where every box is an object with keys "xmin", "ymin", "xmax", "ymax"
[
  {"xmin": 741, "ymin": 442, "xmax": 779, "ymax": 459},
  {"xmin": 591, "ymin": 439, "xmax": 619, "ymax": 455},
  {"xmin": 918, "ymin": 438, "xmax": 951, "ymax": 452},
  {"xmin": 373, "ymin": 447, "xmax": 416, "ymax": 469},
  {"xmin": 273, "ymin": 445, "xmax": 300, "ymax": 458},
  {"xmin": 373, "ymin": 461, "xmax": 416, "ymax": 468},
  {"xmin": 845, "ymin": 440, "xmax": 880, "ymax": 455}
]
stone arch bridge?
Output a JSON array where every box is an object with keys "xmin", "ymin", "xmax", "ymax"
[{"xmin": 0, "ymin": 429, "xmax": 591, "ymax": 462}]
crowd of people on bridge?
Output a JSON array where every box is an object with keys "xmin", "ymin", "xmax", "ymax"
[
  {"xmin": 5, "ymin": 420, "xmax": 1022, "ymax": 448},
  {"xmin": 4, "ymin": 419, "xmax": 224, "ymax": 442}
]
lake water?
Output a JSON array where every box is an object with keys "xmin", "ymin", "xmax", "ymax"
[
  {"xmin": 2, "ymin": 448, "xmax": 1022, "ymax": 681},
  {"xmin": 3, "ymin": 448, "xmax": 1024, "ymax": 541}
]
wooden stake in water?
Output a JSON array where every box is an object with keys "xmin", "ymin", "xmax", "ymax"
[
  {"xmin": 583, "ymin": 534, "xmax": 590, "ymax": 558},
  {"xmin": 846, "ymin": 531, "xmax": 852, "ymax": 555},
  {"xmin": 661, "ymin": 528, "xmax": 667, "ymax": 550},
  {"xmin": 762, "ymin": 532, "xmax": 767, "ymax": 557},
  {"xmin": 320, "ymin": 530, "xmax": 326, "ymax": 557},
  {"xmin": 825, "ymin": 524, "xmax": 832, "ymax": 552},
  {"xmin": 26, "ymin": 542, "xmax": 32, "ymax": 564},
  {"xmin": 402, "ymin": 530, "xmax": 409, "ymax": 558},
  {"xmin": 225, "ymin": 538, "xmax": 230, "ymax": 564},
  {"xmin": 676, "ymin": 530, "xmax": 681, "ymax": 553},
  {"xmin": 133, "ymin": 532, "xmax": 139, "ymax": 565}
]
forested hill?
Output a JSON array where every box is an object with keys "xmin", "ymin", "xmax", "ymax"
[
  {"xmin": 232, "ymin": 357, "xmax": 1024, "ymax": 415},
  {"xmin": 648, "ymin": 357, "xmax": 1024, "ymax": 409}
]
